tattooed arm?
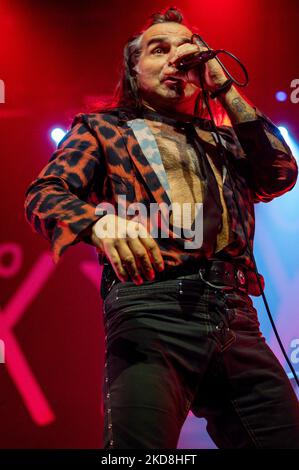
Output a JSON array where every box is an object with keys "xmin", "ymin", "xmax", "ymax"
[
  {"xmin": 172, "ymin": 41, "xmax": 297, "ymax": 200},
  {"xmin": 218, "ymin": 97, "xmax": 298, "ymax": 202},
  {"xmin": 209, "ymin": 71, "xmax": 297, "ymax": 201},
  {"xmin": 218, "ymin": 86, "xmax": 257, "ymax": 124}
]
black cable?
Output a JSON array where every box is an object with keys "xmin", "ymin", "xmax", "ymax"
[
  {"xmin": 178, "ymin": 46, "xmax": 249, "ymax": 88},
  {"xmin": 193, "ymin": 33, "xmax": 249, "ymax": 87},
  {"xmin": 197, "ymin": 66, "xmax": 299, "ymax": 387}
]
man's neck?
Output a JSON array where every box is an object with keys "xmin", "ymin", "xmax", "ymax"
[{"xmin": 142, "ymin": 102, "xmax": 197, "ymax": 123}]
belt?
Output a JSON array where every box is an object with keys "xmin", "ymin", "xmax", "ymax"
[{"xmin": 100, "ymin": 258, "xmax": 264, "ymax": 299}]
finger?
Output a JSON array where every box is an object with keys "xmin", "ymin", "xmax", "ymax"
[
  {"xmin": 136, "ymin": 224, "xmax": 164, "ymax": 272},
  {"xmin": 103, "ymin": 241, "xmax": 129, "ymax": 282},
  {"xmin": 91, "ymin": 230, "xmax": 103, "ymax": 250},
  {"xmin": 169, "ymin": 43, "xmax": 199, "ymax": 65},
  {"xmin": 115, "ymin": 240, "xmax": 143, "ymax": 285},
  {"xmin": 127, "ymin": 237, "xmax": 155, "ymax": 281}
]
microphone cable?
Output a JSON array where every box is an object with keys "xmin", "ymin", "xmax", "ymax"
[{"xmin": 191, "ymin": 34, "xmax": 299, "ymax": 387}]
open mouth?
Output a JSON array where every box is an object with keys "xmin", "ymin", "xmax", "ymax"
[{"xmin": 162, "ymin": 76, "xmax": 185, "ymax": 89}]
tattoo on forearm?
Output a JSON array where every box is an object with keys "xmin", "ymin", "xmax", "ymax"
[{"xmin": 230, "ymin": 97, "xmax": 256, "ymax": 121}]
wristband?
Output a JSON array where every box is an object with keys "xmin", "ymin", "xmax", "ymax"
[{"xmin": 210, "ymin": 78, "xmax": 233, "ymax": 99}]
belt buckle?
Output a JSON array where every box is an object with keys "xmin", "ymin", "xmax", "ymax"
[
  {"xmin": 198, "ymin": 264, "xmax": 233, "ymax": 291},
  {"xmin": 235, "ymin": 267, "xmax": 247, "ymax": 292}
]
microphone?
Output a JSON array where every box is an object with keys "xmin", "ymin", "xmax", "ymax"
[{"xmin": 174, "ymin": 49, "xmax": 220, "ymax": 72}]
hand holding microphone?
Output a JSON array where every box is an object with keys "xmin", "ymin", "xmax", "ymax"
[{"xmin": 169, "ymin": 36, "xmax": 229, "ymax": 92}]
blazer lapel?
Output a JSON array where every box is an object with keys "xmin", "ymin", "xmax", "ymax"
[{"xmin": 118, "ymin": 118, "xmax": 172, "ymax": 208}]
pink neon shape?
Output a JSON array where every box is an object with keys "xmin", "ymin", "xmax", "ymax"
[{"xmin": 0, "ymin": 251, "xmax": 56, "ymax": 425}]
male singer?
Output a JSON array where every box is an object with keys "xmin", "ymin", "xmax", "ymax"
[{"xmin": 25, "ymin": 7, "xmax": 299, "ymax": 448}]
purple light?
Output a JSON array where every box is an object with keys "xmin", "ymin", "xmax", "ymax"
[{"xmin": 275, "ymin": 91, "xmax": 287, "ymax": 102}]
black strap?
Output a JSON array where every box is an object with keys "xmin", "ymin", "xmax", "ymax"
[{"xmin": 210, "ymin": 78, "xmax": 233, "ymax": 99}]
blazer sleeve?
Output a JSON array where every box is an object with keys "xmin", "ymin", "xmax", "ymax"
[
  {"xmin": 24, "ymin": 114, "xmax": 104, "ymax": 263},
  {"xmin": 221, "ymin": 109, "xmax": 298, "ymax": 203}
]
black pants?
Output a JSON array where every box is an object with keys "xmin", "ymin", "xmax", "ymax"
[{"xmin": 102, "ymin": 274, "xmax": 299, "ymax": 449}]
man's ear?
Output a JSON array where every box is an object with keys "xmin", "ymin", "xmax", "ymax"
[{"xmin": 130, "ymin": 64, "xmax": 139, "ymax": 77}]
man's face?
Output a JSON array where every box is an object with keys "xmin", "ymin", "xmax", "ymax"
[{"xmin": 134, "ymin": 22, "xmax": 200, "ymax": 113}]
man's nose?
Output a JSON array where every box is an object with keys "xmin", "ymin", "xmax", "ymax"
[
  {"xmin": 161, "ymin": 61, "xmax": 178, "ymax": 77},
  {"xmin": 163, "ymin": 50, "xmax": 179, "ymax": 71},
  {"xmin": 167, "ymin": 46, "xmax": 179, "ymax": 65}
]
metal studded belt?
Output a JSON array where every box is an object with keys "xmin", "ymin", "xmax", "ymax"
[{"xmin": 100, "ymin": 258, "xmax": 264, "ymax": 299}]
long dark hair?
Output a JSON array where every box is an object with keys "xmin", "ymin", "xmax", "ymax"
[{"xmin": 92, "ymin": 6, "xmax": 227, "ymax": 125}]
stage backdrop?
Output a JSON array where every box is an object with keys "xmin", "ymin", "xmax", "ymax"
[{"xmin": 0, "ymin": 0, "xmax": 298, "ymax": 449}]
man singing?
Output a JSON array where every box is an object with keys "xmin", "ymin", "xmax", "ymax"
[{"xmin": 24, "ymin": 7, "xmax": 299, "ymax": 448}]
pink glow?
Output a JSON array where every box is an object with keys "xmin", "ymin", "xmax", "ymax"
[
  {"xmin": 0, "ymin": 243, "xmax": 22, "ymax": 278},
  {"xmin": 0, "ymin": 252, "xmax": 57, "ymax": 425}
]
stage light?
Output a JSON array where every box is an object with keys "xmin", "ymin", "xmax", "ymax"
[
  {"xmin": 275, "ymin": 91, "xmax": 287, "ymax": 102},
  {"xmin": 278, "ymin": 126, "xmax": 289, "ymax": 139},
  {"xmin": 277, "ymin": 126, "xmax": 298, "ymax": 162},
  {"xmin": 50, "ymin": 127, "xmax": 66, "ymax": 145}
]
